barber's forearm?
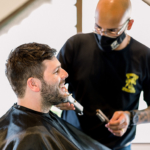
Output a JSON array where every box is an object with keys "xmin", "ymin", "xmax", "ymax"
[{"xmin": 134, "ymin": 106, "xmax": 150, "ymax": 124}]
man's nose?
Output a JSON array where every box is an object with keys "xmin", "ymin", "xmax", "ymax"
[
  {"xmin": 100, "ymin": 29, "xmax": 107, "ymax": 36},
  {"xmin": 61, "ymin": 68, "xmax": 68, "ymax": 79}
]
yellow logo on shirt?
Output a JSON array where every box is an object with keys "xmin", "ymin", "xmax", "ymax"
[{"xmin": 122, "ymin": 73, "xmax": 139, "ymax": 93}]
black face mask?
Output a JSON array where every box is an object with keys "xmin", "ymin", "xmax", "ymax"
[{"xmin": 97, "ymin": 32, "xmax": 126, "ymax": 52}]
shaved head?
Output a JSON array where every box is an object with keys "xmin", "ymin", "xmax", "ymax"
[{"xmin": 95, "ymin": 0, "xmax": 132, "ymax": 29}]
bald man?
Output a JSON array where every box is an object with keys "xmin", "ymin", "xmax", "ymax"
[{"xmin": 57, "ymin": 0, "xmax": 150, "ymax": 149}]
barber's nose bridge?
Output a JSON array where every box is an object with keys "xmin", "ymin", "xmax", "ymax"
[{"xmin": 100, "ymin": 29, "xmax": 107, "ymax": 35}]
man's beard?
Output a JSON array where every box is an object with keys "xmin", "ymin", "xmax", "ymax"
[{"xmin": 40, "ymin": 80, "xmax": 68, "ymax": 108}]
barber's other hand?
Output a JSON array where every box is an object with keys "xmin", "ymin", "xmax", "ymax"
[
  {"xmin": 105, "ymin": 111, "xmax": 130, "ymax": 137},
  {"xmin": 55, "ymin": 102, "xmax": 75, "ymax": 110}
]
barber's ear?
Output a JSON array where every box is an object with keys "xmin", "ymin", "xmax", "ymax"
[
  {"xmin": 27, "ymin": 77, "xmax": 40, "ymax": 92},
  {"xmin": 127, "ymin": 19, "xmax": 134, "ymax": 30}
]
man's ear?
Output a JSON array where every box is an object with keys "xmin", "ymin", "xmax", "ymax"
[
  {"xmin": 127, "ymin": 19, "xmax": 134, "ymax": 30},
  {"xmin": 27, "ymin": 77, "xmax": 40, "ymax": 92}
]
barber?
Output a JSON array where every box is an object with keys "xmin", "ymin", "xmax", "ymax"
[{"xmin": 56, "ymin": 0, "xmax": 150, "ymax": 149}]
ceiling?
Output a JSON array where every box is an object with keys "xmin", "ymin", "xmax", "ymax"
[{"xmin": 0, "ymin": 0, "xmax": 30, "ymax": 23}]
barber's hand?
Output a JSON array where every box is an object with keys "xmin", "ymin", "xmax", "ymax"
[
  {"xmin": 105, "ymin": 111, "xmax": 130, "ymax": 137},
  {"xmin": 55, "ymin": 102, "xmax": 75, "ymax": 110}
]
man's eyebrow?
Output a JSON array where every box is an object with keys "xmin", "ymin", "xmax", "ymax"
[
  {"xmin": 95, "ymin": 23, "xmax": 102, "ymax": 28},
  {"xmin": 53, "ymin": 65, "xmax": 61, "ymax": 72},
  {"xmin": 95, "ymin": 23, "xmax": 117, "ymax": 30}
]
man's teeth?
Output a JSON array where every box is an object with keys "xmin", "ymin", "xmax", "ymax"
[
  {"xmin": 60, "ymin": 85, "xmax": 67, "ymax": 92},
  {"xmin": 60, "ymin": 85, "xmax": 69, "ymax": 95},
  {"xmin": 62, "ymin": 88, "xmax": 66, "ymax": 92}
]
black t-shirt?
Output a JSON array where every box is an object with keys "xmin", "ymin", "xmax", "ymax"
[{"xmin": 57, "ymin": 33, "xmax": 150, "ymax": 149}]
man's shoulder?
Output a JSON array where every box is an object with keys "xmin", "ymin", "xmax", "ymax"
[
  {"xmin": 0, "ymin": 106, "xmax": 13, "ymax": 128},
  {"xmin": 0, "ymin": 106, "xmax": 50, "ymax": 140},
  {"xmin": 0, "ymin": 108, "xmax": 59, "ymax": 150},
  {"xmin": 130, "ymin": 37, "xmax": 150, "ymax": 52},
  {"xmin": 68, "ymin": 32, "xmax": 95, "ymax": 42},
  {"xmin": 58, "ymin": 32, "xmax": 97, "ymax": 56},
  {"xmin": 0, "ymin": 126, "xmax": 57, "ymax": 150}
]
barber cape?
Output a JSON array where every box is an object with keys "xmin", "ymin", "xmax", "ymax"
[{"xmin": 0, "ymin": 104, "xmax": 110, "ymax": 150}]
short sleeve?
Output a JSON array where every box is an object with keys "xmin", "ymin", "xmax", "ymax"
[{"xmin": 143, "ymin": 49, "xmax": 150, "ymax": 106}]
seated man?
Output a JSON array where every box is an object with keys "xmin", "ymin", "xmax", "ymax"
[{"xmin": 0, "ymin": 43, "xmax": 110, "ymax": 150}]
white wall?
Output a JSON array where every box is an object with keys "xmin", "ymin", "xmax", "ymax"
[{"xmin": 132, "ymin": 143, "xmax": 150, "ymax": 150}]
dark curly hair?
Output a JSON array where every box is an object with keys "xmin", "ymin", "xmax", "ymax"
[{"xmin": 5, "ymin": 42, "xmax": 56, "ymax": 98}]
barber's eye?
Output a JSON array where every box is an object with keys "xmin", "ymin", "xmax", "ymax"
[
  {"xmin": 95, "ymin": 24, "xmax": 101, "ymax": 30},
  {"xmin": 97, "ymin": 26, "xmax": 102, "ymax": 30},
  {"xmin": 108, "ymin": 29, "xmax": 117, "ymax": 32}
]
